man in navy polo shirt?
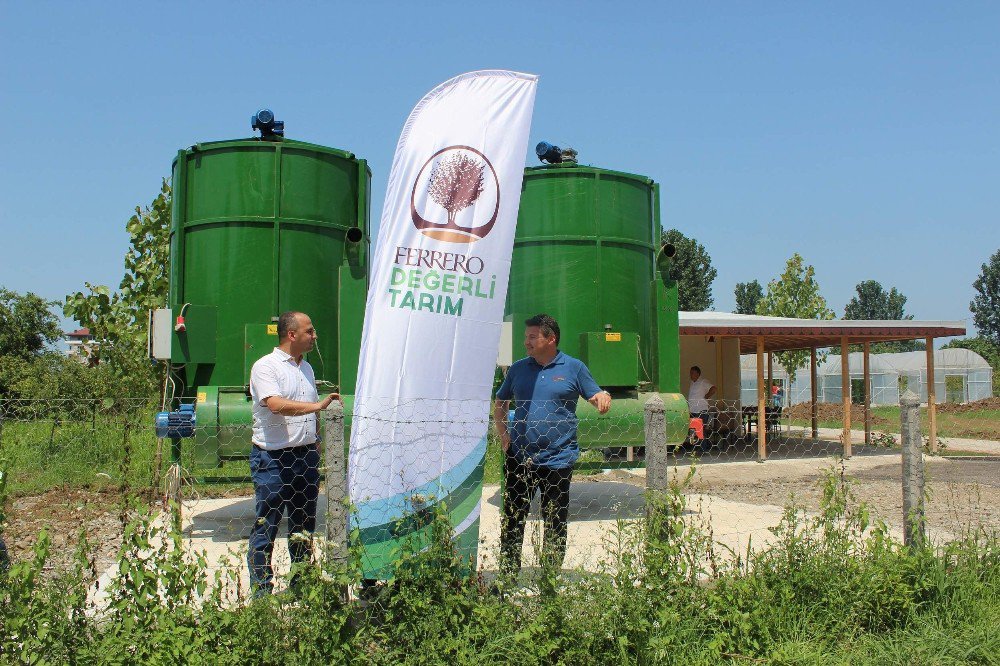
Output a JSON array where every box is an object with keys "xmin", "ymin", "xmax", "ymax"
[{"xmin": 493, "ymin": 314, "xmax": 611, "ymax": 574}]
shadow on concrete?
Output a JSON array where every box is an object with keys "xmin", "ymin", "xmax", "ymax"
[
  {"xmin": 483, "ymin": 481, "xmax": 675, "ymax": 522},
  {"xmin": 185, "ymin": 496, "xmax": 337, "ymax": 544}
]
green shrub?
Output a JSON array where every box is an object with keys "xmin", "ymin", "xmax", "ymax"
[{"xmin": 0, "ymin": 466, "xmax": 997, "ymax": 665}]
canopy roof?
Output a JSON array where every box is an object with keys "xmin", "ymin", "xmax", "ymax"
[{"xmin": 679, "ymin": 311, "xmax": 966, "ymax": 353}]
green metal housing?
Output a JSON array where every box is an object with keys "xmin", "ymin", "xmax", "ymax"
[
  {"xmin": 507, "ymin": 163, "xmax": 658, "ymax": 387},
  {"xmin": 506, "ymin": 161, "xmax": 687, "ymax": 452},
  {"xmin": 169, "ymin": 137, "xmax": 370, "ymax": 467}
]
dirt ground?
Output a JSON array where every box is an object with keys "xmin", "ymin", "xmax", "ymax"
[
  {"xmin": 938, "ymin": 397, "xmax": 1000, "ymax": 413},
  {"xmin": 4, "ymin": 489, "xmax": 141, "ymax": 582},
  {"xmin": 686, "ymin": 458, "xmax": 999, "ymax": 536}
]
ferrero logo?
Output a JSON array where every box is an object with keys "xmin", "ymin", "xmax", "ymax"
[{"xmin": 410, "ymin": 145, "xmax": 500, "ymax": 243}]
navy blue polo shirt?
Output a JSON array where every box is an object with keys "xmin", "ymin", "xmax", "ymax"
[{"xmin": 496, "ymin": 351, "xmax": 604, "ymax": 469}]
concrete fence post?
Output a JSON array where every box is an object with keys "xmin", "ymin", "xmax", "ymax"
[
  {"xmin": 644, "ymin": 394, "xmax": 668, "ymax": 493},
  {"xmin": 323, "ymin": 401, "xmax": 348, "ymax": 567},
  {"xmin": 899, "ymin": 391, "xmax": 926, "ymax": 548}
]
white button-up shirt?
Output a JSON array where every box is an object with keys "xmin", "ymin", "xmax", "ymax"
[
  {"xmin": 250, "ymin": 347, "xmax": 320, "ymax": 450},
  {"xmin": 687, "ymin": 377, "xmax": 714, "ymax": 413}
]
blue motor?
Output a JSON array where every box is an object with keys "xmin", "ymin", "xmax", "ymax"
[
  {"xmin": 251, "ymin": 108, "xmax": 284, "ymax": 138},
  {"xmin": 155, "ymin": 403, "xmax": 197, "ymax": 438},
  {"xmin": 536, "ymin": 141, "xmax": 562, "ymax": 164}
]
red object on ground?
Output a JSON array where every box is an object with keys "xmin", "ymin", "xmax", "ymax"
[{"xmin": 689, "ymin": 418, "xmax": 704, "ymax": 440}]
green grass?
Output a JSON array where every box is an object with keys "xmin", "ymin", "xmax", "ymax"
[
  {"xmin": 0, "ymin": 418, "xmax": 160, "ymax": 497},
  {"xmin": 788, "ymin": 406, "xmax": 1000, "ymax": 441}
]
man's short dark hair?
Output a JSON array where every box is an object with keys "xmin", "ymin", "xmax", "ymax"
[
  {"xmin": 277, "ymin": 311, "xmax": 304, "ymax": 341},
  {"xmin": 525, "ymin": 314, "xmax": 560, "ymax": 344},
  {"xmin": 691, "ymin": 366, "xmax": 701, "ymax": 375}
]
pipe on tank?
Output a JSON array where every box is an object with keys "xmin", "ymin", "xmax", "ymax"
[
  {"xmin": 345, "ymin": 226, "xmax": 364, "ymax": 266},
  {"xmin": 655, "ymin": 242, "xmax": 676, "ymax": 283}
]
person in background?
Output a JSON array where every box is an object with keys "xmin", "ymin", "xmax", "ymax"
[{"xmin": 688, "ymin": 366, "xmax": 717, "ymax": 448}]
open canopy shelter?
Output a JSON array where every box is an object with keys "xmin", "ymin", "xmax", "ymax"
[{"xmin": 678, "ymin": 312, "xmax": 967, "ymax": 460}]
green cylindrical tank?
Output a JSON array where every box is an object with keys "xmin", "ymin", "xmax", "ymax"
[
  {"xmin": 506, "ymin": 159, "xmax": 687, "ymax": 449},
  {"xmin": 168, "ymin": 136, "xmax": 370, "ymax": 467},
  {"xmin": 508, "ymin": 162, "xmax": 658, "ymax": 388}
]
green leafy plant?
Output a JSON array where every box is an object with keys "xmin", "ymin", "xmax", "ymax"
[{"xmin": 757, "ymin": 253, "xmax": 835, "ymax": 381}]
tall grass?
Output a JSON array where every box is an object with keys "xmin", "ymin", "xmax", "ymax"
[
  {"xmin": 1, "ymin": 466, "xmax": 997, "ymax": 664},
  {"xmin": 0, "ymin": 419, "xmax": 159, "ymax": 497}
]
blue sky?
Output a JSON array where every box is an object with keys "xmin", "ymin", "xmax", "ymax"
[{"xmin": 2, "ymin": 2, "xmax": 997, "ymax": 335}]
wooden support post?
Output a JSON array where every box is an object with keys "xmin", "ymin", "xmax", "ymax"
[
  {"xmin": 863, "ymin": 342, "xmax": 871, "ymax": 446},
  {"xmin": 810, "ymin": 347, "xmax": 819, "ymax": 439},
  {"xmin": 841, "ymin": 337, "xmax": 852, "ymax": 458},
  {"xmin": 715, "ymin": 336, "xmax": 724, "ymax": 402},
  {"xmin": 767, "ymin": 352, "xmax": 774, "ymax": 403},
  {"xmin": 757, "ymin": 337, "xmax": 766, "ymax": 461},
  {"xmin": 715, "ymin": 336, "xmax": 725, "ymax": 438},
  {"xmin": 926, "ymin": 337, "xmax": 938, "ymax": 454}
]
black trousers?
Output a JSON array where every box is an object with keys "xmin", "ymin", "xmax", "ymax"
[{"xmin": 500, "ymin": 453, "xmax": 573, "ymax": 573}]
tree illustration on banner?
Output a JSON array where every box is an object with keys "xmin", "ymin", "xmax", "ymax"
[{"xmin": 428, "ymin": 153, "xmax": 486, "ymax": 226}]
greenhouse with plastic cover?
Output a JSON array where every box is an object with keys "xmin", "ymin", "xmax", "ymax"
[{"xmin": 740, "ymin": 348, "xmax": 994, "ymax": 407}]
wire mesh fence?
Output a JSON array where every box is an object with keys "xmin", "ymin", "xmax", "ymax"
[{"xmin": 0, "ymin": 395, "xmax": 997, "ymax": 607}]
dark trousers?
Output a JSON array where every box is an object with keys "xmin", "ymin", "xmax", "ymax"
[
  {"xmin": 500, "ymin": 453, "xmax": 573, "ymax": 574},
  {"xmin": 247, "ymin": 444, "xmax": 320, "ymax": 594}
]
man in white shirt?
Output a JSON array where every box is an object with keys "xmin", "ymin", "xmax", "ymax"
[
  {"xmin": 687, "ymin": 366, "xmax": 717, "ymax": 449},
  {"xmin": 247, "ymin": 311, "xmax": 340, "ymax": 596}
]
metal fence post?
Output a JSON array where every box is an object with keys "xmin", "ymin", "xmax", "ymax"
[
  {"xmin": 900, "ymin": 391, "xmax": 925, "ymax": 548},
  {"xmin": 644, "ymin": 394, "xmax": 668, "ymax": 493},
  {"xmin": 323, "ymin": 401, "xmax": 348, "ymax": 568}
]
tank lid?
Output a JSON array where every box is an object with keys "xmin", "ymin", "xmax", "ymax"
[
  {"xmin": 524, "ymin": 162, "xmax": 655, "ymax": 185},
  {"xmin": 172, "ymin": 137, "xmax": 358, "ymax": 165}
]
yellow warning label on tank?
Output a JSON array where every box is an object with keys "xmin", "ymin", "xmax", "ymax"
[
  {"xmin": 266, "ymin": 324, "xmax": 278, "ymax": 336},
  {"xmin": 605, "ymin": 333, "xmax": 621, "ymax": 342},
  {"xmin": 197, "ymin": 392, "xmax": 207, "ymax": 404}
]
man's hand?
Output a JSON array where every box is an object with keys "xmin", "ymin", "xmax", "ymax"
[
  {"xmin": 589, "ymin": 391, "xmax": 612, "ymax": 415},
  {"xmin": 265, "ymin": 393, "xmax": 341, "ymax": 416},
  {"xmin": 493, "ymin": 399, "xmax": 511, "ymax": 453},
  {"xmin": 319, "ymin": 393, "xmax": 342, "ymax": 410}
]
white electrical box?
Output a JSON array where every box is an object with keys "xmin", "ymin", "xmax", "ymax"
[
  {"xmin": 149, "ymin": 308, "xmax": 173, "ymax": 360},
  {"xmin": 497, "ymin": 320, "xmax": 513, "ymax": 367}
]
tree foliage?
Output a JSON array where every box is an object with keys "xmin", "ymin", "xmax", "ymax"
[
  {"xmin": 64, "ymin": 179, "xmax": 171, "ymax": 397},
  {"xmin": 971, "ymin": 248, "xmax": 1000, "ymax": 347},
  {"xmin": 0, "ymin": 287, "xmax": 64, "ymax": 398},
  {"xmin": 0, "ymin": 288, "xmax": 61, "ymax": 361},
  {"xmin": 757, "ymin": 253, "xmax": 834, "ymax": 381},
  {"xmin": 734, "ymin": 280, "xmax": 763, "ymax": 315},
  {"xmin": 661, "ymin": 228, "xmax": 717, "ymax": 311},
  {"xmin": 844, "ymin": 280, "xmax": 911, "ymax": 321},
  {"xmin": 842, "ymin": 280, "xmax": 923, "ymax": 353}
]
